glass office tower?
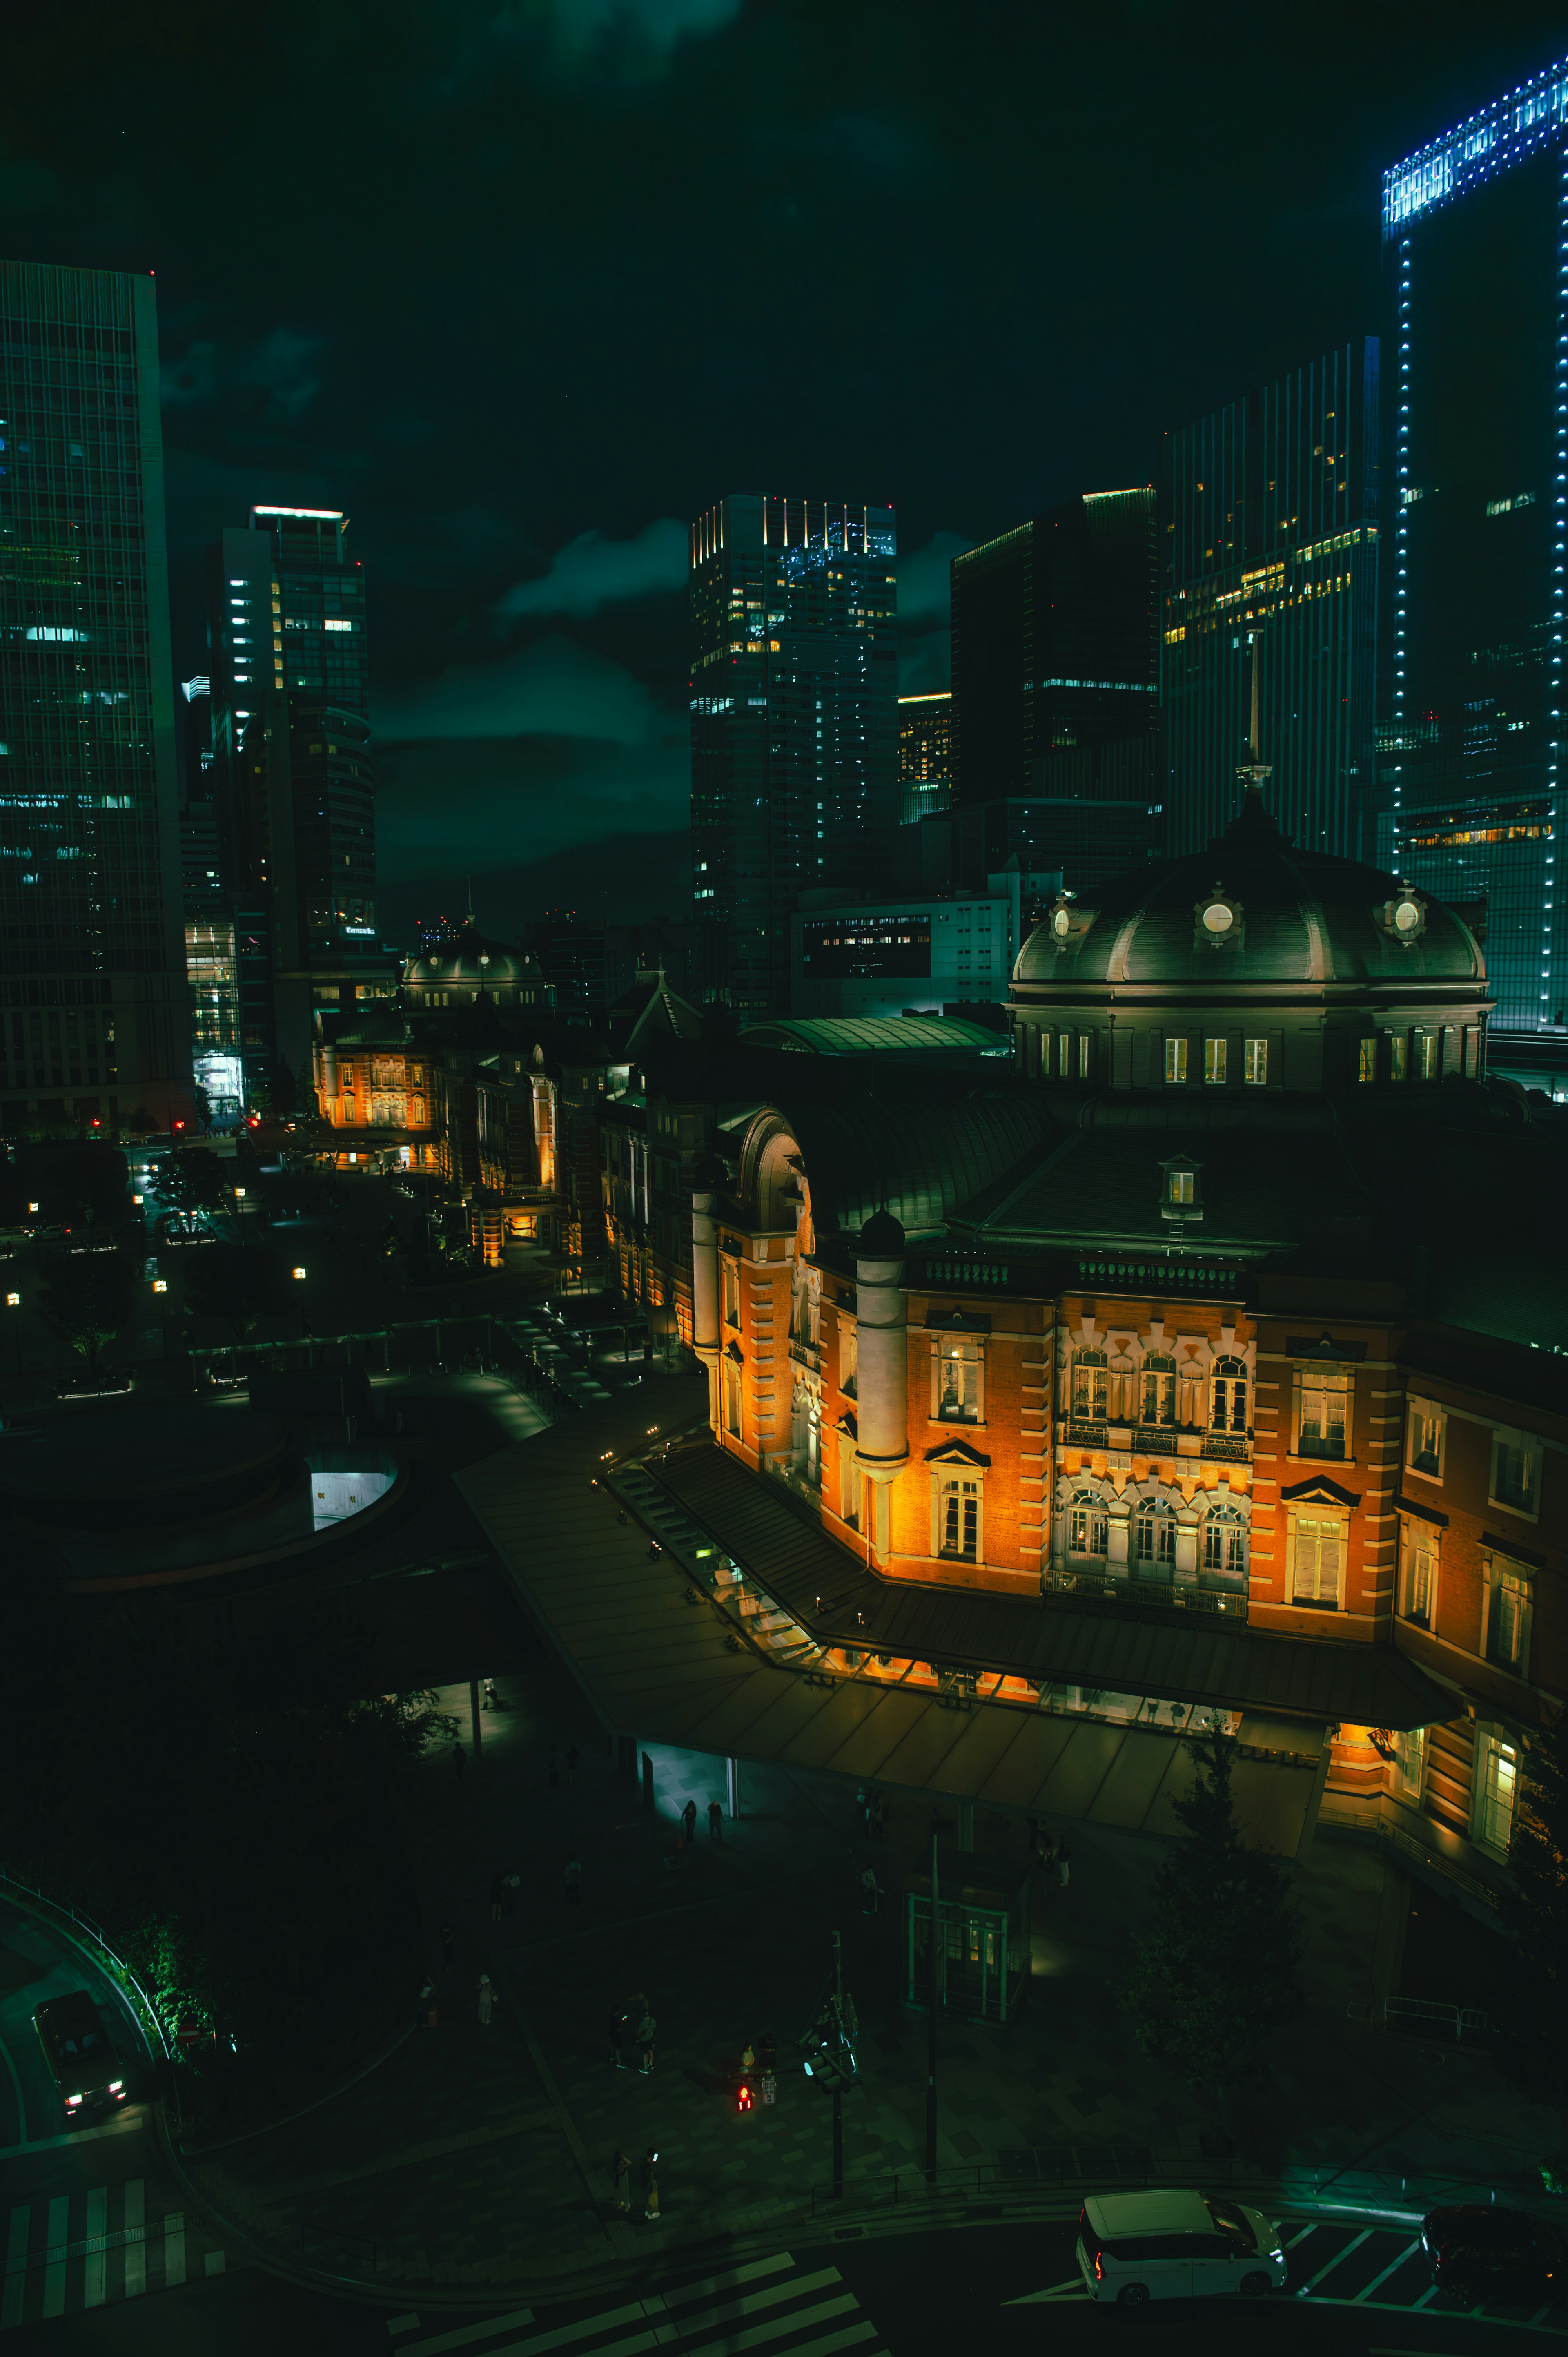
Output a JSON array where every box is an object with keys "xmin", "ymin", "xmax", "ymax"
[
  {"xmin": 689, "ymin": 495, "xmax": 898, "ymax": 1015},
  {"xmin": 1163, "ymin": 342, "xmax": 1381, "ymax": 860},
  {"xmin": 209, "ymin": 505, "xmax": 373, "ymax": 1100},
  {"xmin": 1381, "ymin": 60, "xmax": 1568, "ymax": 1031},
  {"xmin": 898, "ymin": 691, "xmax": 953, "ymax": 826},
  {"xmin": 0, "ymin": 260, "xmax": 189, "ymax": 1132},
  {"xmin": 948, "ymin": 489, "xmax": 1160, "ymax": 890}
]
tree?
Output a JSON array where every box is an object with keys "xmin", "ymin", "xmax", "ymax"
[
  {"xmin": 40, "ymin": 1249, "xmax": 135, "ymax": 1373},
  {"xmin": 161, "ymin": 1148, "xmax": 232, "ymax": 1224},
  {"xmin": 1497, "ymin": 1709, "xmax": 1568, "ymax": 2176},
  {"xmin": 182, "ymin": 1243, "xmax": 289, "ymax": 1350},
  {"xmin": 1121, "ymin": 1721, "xmax": 1303, "ymax": 2119}
]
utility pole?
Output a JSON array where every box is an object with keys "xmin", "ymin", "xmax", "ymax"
[{"xmin": 926, "ymin": 1814, "xmax": 940, "ymax": 2185}]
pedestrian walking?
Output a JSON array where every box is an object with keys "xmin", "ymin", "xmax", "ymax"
[
  {"xmin": 566, "ymin": 1744, "xmax": 579, "ymax": 1788},
  {"xmin": 417, "ymin": 1981, "xmax": 436, "ymax": 2029},
  {"xmin": 708, "ymin": 1798, "xmax": 723, "ymax": 1841},
  {"xmin": 610, "ymin": 2004, "xmax": 632, "ymax": 2067},
  {"xmin": 548, "ymin": 1747, "xmax": 560, "ymax": 1793},
  {"xmin": 610, "ymin": 2149, "xmax": 633, "ymax": 2214},
  {"xmin": 452, "ymin": 1739, "xmax": 467, "ymax": 1786},
  {"xmin": 641, "ymin": 2145, "xmax": 660, "ymax": 2221},
  {"xmin": 860, "ymin": 1865, "xmax": 885, "ymax": 1916},
  {"xmin": 490, "ymin": 1872, "xmax": 505, "ymax": 1924},
  {"xmin": 564, "ymin": 1855, "xmax": 582, "ymax": 1904},
  {"xmin": 681, "ymin": 1798, "xmax": 697, "ymax": 1846},
  {"xmin": 1056, "ymin": 1834, "xmax": 1071, "ymax": 1891},
  {"xmin": 855, "ymin": 1784, "xmax": 869, "ymax": 1831},
  {"xmin": 477, "ymin": 1973, "xmax": 495, "ymax": 2028},
  {"xmin": 637, "ymin": 2009, "xmax": 657, "ymax": 2073},
  {"xmin": 483, "ymin": 1678, "xmax": 499, "ymax": 1711}
]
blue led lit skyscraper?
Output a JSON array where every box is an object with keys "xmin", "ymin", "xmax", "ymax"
[
  {"xmin": 1381, "ymin": 61, "xmax": 1568, "ymax": 1031},
  {"xmin": 0, "ymin": 261, "xmax": 190, "ymax": 1132}
]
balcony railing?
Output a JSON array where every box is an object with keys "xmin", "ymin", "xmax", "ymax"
[
  {"xmin": 1065, "ymin": 1419, "xmax": 1107, "ymax": 1447},
  {"xmin": 1044, "ymin": 1566, "xmax": 1247, "ymax": 1621},
  {"xmin": 788, "ymin": 1338, "xmax": 820, "ymax": 1370}
]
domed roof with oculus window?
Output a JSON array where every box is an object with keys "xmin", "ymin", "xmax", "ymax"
[
  {"xmin": 403, "ymin": 924, "xmax": 539, "ymax": 1002},
  {"xmin": 1013, "ymin": 789, "xmax": 1485, "ymax": 994}
]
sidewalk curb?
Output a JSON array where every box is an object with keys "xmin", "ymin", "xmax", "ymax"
[{"xmin": 178, "ymin": 2016, "xmax": 417, "ymax": 2158}]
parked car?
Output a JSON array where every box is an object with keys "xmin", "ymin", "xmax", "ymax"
[
  {"xmin": 1421, "ymin": 2205, "xmax": 1565, "ymax": 2304},
  {"xmin": 32, "ymin": 1991, "xmax": 128, "ymax": 2124},
  {"xmin": 1076, "ymin": 2190, "xmax": 1287, "ymax": 2305}
]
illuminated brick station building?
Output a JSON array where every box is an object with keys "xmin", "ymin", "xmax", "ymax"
[{"xmin": 653, "ymin": 784, "xmax": 1566, "ymax": 1890}]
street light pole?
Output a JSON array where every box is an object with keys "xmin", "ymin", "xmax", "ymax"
[{"xmin": 926, "ymin": 1815, "xmax": 940, "ymax": 2185}]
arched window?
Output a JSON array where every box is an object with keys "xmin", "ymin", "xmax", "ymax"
[
  {"xmin": 1071, "ymin": 1348, "xmax": 1108, "ymax": 1420},
  {"xmin": 1211, "ymin": 1356, "xmax": 1248, "ymax": 1432},
  {"xmin": 1133, "ymin": 1501, "xmax": 1177, "ymax": 1574},
  {"xmin": 1141, "ymin": 1352, "xmax": 1177, "ymax": 1427},
  {"xmin": 1067, "ymin": 1488, "xmax": 1109, "ymax": 1557},
  {"xmin": 1202, "ymin": 1501, "xmax": 1248, "ymax": 1579}
]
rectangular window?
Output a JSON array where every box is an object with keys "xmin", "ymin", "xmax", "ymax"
[
  {"xmin": 1406, "ymin": 1396, "xmax": 1445, "ymax": 1480},
  {"xmin": 1296, "ymin": 1365, "xmax": 1350, "ymax": 1458},
  {"xmin": 1486, "ymin": 1561, "xmax": 1532, "ymax": 1672},
  {"xmin": 1243, "ymin": 1037, "xmax": 1267, "ymax": 1085},
  {"xmin": 935, "ymin": 1337, "xmax": 982, "ymax": 1423},
  {"xmin": 1204, "ymin": 1036, "xmax": 1227, "ymax": 1084},
  {"xmin": 838, "ymin": 1320, "xmax": 857, "ymax": 1398},
  {"xmin": 722, "ymin": 1261, "xmax": 739, "ymax": 1328},
  {"xmin": 1475, "ymin": 1733, "xmax": 1517, "ymax": 1855},
  {"xmin": 839, "ymin": 1436, "xmax": 859, "ymax": 1527},
  {"xmin": 1490, "ymin": 1426, "xmax": 1538, "ymax": 1517},
  {"xmin": 1418, "ymin": 1031, "xmax": 1440, "ymax": 1080},
  {"xmin": 1069, "ymin": 1496, "xmax": 1109, "ymax": 1555},
  {"xmin": 1393, "ymin": 1726, "xmax": 1425, "ymax": 1801},
  {"xmin": 1399, "ymin": 1521, "xmax": 1436, "ymax": 1628},
  {"xmin": 1058, "ymin": 1030, "xmax": 1072, "ymax": 1077},
  {"xmin": 1071, "ymin": 1352, "xmax": 1108, "ymax": 1419},
  {"xmin": 1291, "ymin": 1511, "xmax": 1344, "ymax": 1607},
  {"xmin": 1164, "ymin": 1036, "xmax": 1188, "ymax": 1083},
  {"xmin": 1358, "ymin": 1037, "xmax": 1377, "ymax": 1084},
  {"xmin": 938, "ymin": 1476, "xmax": 981, "ymax": 1561},
  {"xmin": 1167, "ymin": 1168, "xmax": 1195, "ymax": 1205},
  {"xmin": 1389, "ymin": 1032, "xmax": 1409, "ymax": 1081},
  {"xmin": 722, "ymin": 1358, "xmax": 742, "ymax": 1438},
  {"xmin": 1078, "ymin": 1032, "xmax": 1091, "ymax": 1081}
]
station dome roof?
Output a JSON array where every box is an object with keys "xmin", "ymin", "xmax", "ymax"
[
  {"xmin": 403, "ymin": 927, "xmax": 538, "ymax": 999},
  {"xmin": 1013, "ymin": 793, "xmax": 1486, "ymax": 992}
]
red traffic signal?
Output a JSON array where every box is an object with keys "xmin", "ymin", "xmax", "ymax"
[
  {"xmin": 736, "ymin": 2082, "xmax": 753, "ymax": 2113},
  {"xmin": 173, "ymin": 1119, "xmax": 185, "ymax": 1132},
  {"xmin": 90, "ymin": 1117, "xmax": 100, "ymax": 1129},
  {"xmin": 247, "ymin": 1115, "xmax": 260, "ymax": 1128}
]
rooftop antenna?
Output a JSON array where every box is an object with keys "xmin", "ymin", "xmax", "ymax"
[
  {"xmin": 465, "ymin": 875, "xmax": 475, "ymax": 924},
  {"xmin": 1236, "ymin": 629, "xmax": 1272, "ymax": 799}
]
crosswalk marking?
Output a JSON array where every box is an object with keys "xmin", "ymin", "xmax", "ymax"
[
  {"xmin": 1298, "ymin": 2228, "xmax": 1372, "ymax": 2293},
  {"xmin": 42, "ymin": 2198, "xmax": 68, "ymax": 2319},
  {"xmin": 0, "ymin": 2179, "xmax": 223, "ymax": 2331},
  {"xmin": 1353, "ymin": 2240, "xmax": 1421, "ymax": 2301},
  {"xmin": 401, "ymin": 2308, "xmax": 536, "ymax": 2357},
  {"xmin": 83, "ymin": 2188, "xmax": 107, "ymax": 2308},
  {"xmin": 664, "ymin": 2259, "xmax": 795, "ymax": 2310},
  {"xmin": 388, "ymin": 2319, "xmax": 423, "ymax": 2337},
  {"xmin": 680, "ymin": 2267, "xmax": 842, "ymax": 2339},
  {"xmin": 395, "ymin": 2256, "xmax": 891, "ymax": 2357},
  {"xmin": 686, "ymin": 2291, "xmax": 860, "ymax": 2357}
]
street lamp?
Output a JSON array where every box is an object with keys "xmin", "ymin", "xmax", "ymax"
[
  {"xmin": 292, "ymin": 1266, "xmax": 307, "ymax": 1281},
  {"xmin": 152, "ymin": 1278, "xmax": 169, "ymax": 1361},
  {"xmin": 5, "ymin": 1291, "xmax": 20, "ymax": 1376}
]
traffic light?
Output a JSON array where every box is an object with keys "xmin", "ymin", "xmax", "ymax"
[
  {"xmin": 802, "ymin": 2044, "xmax": 857, "ymax": 2090},
  {"xmin": 736, "ymin": 2081, "xmax": 753, "ymax": 2113}
]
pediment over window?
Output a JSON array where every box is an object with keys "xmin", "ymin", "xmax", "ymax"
[
  {"xmin": 724, "ymin": 1338, "xmax": 744, "ymax": 1363},
  {"xmin": 924, "ymin": 1438, "xmax": 992, "ymax": 1468},
  {"xmin": 925, "ymin": 1307, "xmax": 992, "ymax": 1333},
  {"xmin": 1282, "ymin": 1475, "xmax": 1359, "ymax": 1509},
  {"xmin": 837, "ymin": 1411, "xmax": 859, "ymax": 1441}
]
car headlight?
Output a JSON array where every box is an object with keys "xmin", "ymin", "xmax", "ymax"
[
  {"xmin": 109, "ymin": 2080, "xmax": 123, "ymax": 2092},
  {"xmin": 67, "ymin": 2094, "xmax": 82, "ymax": 2106}
]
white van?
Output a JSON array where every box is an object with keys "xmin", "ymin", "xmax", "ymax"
[{"xmin": 1076, "ymin": 2188, "xmax": 1286, "ymax": 2305}]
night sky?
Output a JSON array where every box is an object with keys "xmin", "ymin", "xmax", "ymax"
[{"xmin": 4, "ymin": 0, "xmax": 1563, "ymax": 939}]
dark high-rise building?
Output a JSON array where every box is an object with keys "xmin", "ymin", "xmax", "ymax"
[
  {"xmin": 1381, "ymin": 60, "xmax": 1568, "ymax": 1032},
  {"xmin": 0, "ymin": 260, "xmax": 189, "ymax": 1133},
  {"xmin": 209, "ymin": 504, "xmax": 373, "ymax": 1099},
  {"xmin": 948, "ymin": 488, "xmax": 1160, "ymax": 892},
  {"xmin": 898, "ymin": 691, "xmax": 953, "ymax": 826},
  {"xmin": 689, "ymin": 495, "xmax": 898, "ymax": 1016},
  {"xmin": 1163, "ymin": 343, "xmax": 1381, "ymax": 861}
]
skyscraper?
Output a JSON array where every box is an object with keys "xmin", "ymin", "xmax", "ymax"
[
  {"xmin": 0, "ymin": 260, "xmax": 189, "ymax": 1132},
  {"xmin": 689, "ymin": 495, "xmax": 898, "ymax": 1015},
  {"xmin": 948, "ymin": 488, "xmax": 1160, "ymax": 890},
  {"xmin": 1162, "ymin": 343, "xmax": 1381, "ymax": 862},
  {"xmin": 209, "ymin": 505, "xmax": 373, "ymax": 1100},
  {"xmin": 1381, "ymin": 59, "xmax": 1568, "ymax": 1032},
  {"xmin": 897, "ymin": 690, "xmax": 953, "ymax": 826}
]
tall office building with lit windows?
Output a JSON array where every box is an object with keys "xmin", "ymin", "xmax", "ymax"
[
  {"xmin": 1381, "ymin": 60, "xmax": 1568, "ymax": 1031},
  {"xmin": 898, "ymin": 690, "xmax": 953, "ymax": 825},
  {"xmin": 0, "ymin": 260, "xmax": 189, "ymax": 1133},
  {"xmin": 209, "ymin": 504, "xmax": 374, "ymax": 1101},
  {"xmin": 689, "ymin": 495, "xmax": 898, "ymax": 1015},
  {"xmin": 1162, "ymin": 343, "xmax": 1381, "ymax": 861}
]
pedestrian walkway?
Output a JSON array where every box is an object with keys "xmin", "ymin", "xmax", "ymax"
[
  {"xmin": 382, "ymin": 2251, "xmax": 888, "ymax": 2357},
  {"xmin": 1020, "ymin": 2215, "xmax": 1568, "ymax": 2335},
  {"xmin": 1, "ymin": 2176, "xmax": 226, "ymax": 2331}
]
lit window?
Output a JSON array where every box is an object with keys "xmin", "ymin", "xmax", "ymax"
[
  {"xmin": 1407, "ymin": 1397, "xmax": 1446, "ymax": 1480},
  {"xmin": 1291, "ymin": 1510, "xmax": 1344, "ymax": 1608},
  {"xmin": 1393, "ymin": 1726, "xmax": 1425, "ymax": 1800},
  {"xmin": 1134, "ymin": 1505, "xmax": 1177, "ymax": 1572},
  {"xmin": 1167, "ymin": 1168, "xmax": 1194, "ymax": 1205},
  {"xmin": 1210, "ymin": 1356, "xmax": 1247, "ymax": 1432},
  {"xmin": 1476, "ymin": 1733, "xmax": 1517, "ymax": 1854},
  {"xmin": 1296, "ymin": 1364, "xmax": 1350, "ymax": 1459},
  {"xmin": 1165, "ymin": 1036, "xmax": 1188, "ymax": 1083},
  {"xmin": 1419, "ymin": 1032, "xmax": 1440, "ymax": 1080},
  {"xmin": 1358, "ymin": 1037, "xmax": 1377, "ymax": 1084},
  {"xmin": 1067, "ymin": 1488, "xmax": 1109, "ymax": 1556},
  {"xmin": 1140, "ymin": 1353, "xmax": 1177, "ymax": 1427},
  {"xmin": 1078, "ymin": 1033, "xmax": 1091, "ymax": 1081},
  {"xmin": 1390, "ymin": 1033, "xmax": 1409, "ymax": 1082},
  {"xmin": 1202, "ymin": 1504, "xmax": 1247, "ymax": 1578},
  {"xmin": 938, "ymin": 1474, "xmax": 981, "ymax": 1561},
  {"xmin": 1489, "ymin": 1426, "xmax": 1538, "ymax": 1517},
  {"xmin": 935, "ymin": 1337, "xmax": 982, "ymax": 1423},
  {"xmin": 1204, "ymin": 1037, "xmax": 1227, "ymax": 1084},
  {"xmin": 1244, "ymin": 1037, "xmax": 1268, "ymax": 1086},
  {"xmin": 1400, "ymin": 1521, "xmax": 1437, "ymax": 1627},
  {"xmin": 1071, "ymin": 1348, "xmax": 1108, "ymax": 1420}
]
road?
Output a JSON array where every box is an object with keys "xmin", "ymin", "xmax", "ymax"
[{"xmin": 11, "ymin": 2210, "xmax": 1565, "ymax": 2351}]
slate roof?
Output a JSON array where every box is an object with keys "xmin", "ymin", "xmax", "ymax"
[{"xmin": 739, "ymin": 1014, "xmax": 1009, "ymax": 1057}]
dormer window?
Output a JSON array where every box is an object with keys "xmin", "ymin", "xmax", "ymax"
[
  {"xmin": 1168, "ymin": 1169, "xmax": 1193, "ymax": 1204},
  {"xmin": 1160, "ymin": 1156, "xmax": 1203, "ymax": 1222}
]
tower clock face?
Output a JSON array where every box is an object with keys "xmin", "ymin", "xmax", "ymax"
[
  {"xmin": 1202, "ymin": 901, "xmax": 1234, "ymax": 933},
  {"xmin": 1052, "ymin": 908, "xmax": 1071, "ymax": 938}
]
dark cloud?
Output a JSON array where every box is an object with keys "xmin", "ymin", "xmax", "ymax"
[
  {"xmin": 495, "ymin": 519, "xmax": 688, "ymax": 622},
  {"xmin": 373, "ymin": 633, "xmax": 672, "ymax": 747}
]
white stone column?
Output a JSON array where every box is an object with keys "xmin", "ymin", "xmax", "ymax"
[
  {"xmin": 1107, "ymin": 1501, "xmax": 1131, "ymax": 1565},
  {"xmin": 853, "ymin": 1211, "xmax": 909, "ymax": 1566},
  {"xmin": 1175, "ymin": 1507, "xmax": 1200, "ymax": 1586}
]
